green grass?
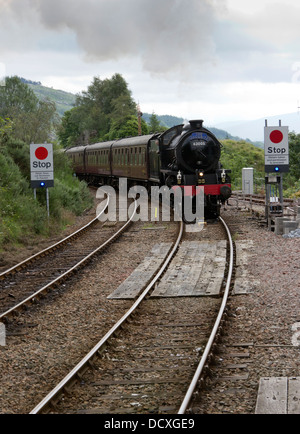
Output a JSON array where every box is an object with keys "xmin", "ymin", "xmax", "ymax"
[{"xmin": 0, "ymin": 142, "xmax": 93, "ymax": 251}]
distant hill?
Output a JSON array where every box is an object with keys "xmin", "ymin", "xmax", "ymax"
[
  {"xmin": 215, "ymin": 112, "xmax": 300, "ymax": 143},
  {"xmin": 22, "ymin": 78, "xmax": 259, "ymax": 144},
  {"xmin": 141, "ymin": 113, "xmax": 184, "ymax": 128},
  {"xmin": 20, "ymin": 78, "xmax": 77, "ymax": 117},
  {"xmin": 140, "ymin": 113, "xmax": 249, "ymax": 143}
]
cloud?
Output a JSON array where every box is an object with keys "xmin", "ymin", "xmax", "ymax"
[
  {"xmin": 1, "ymin": 0, "xmax": 225, "ymax": 77},
  {"xmin": 234, "ymin": 2, "xmax": 300, "ymax": 47}
]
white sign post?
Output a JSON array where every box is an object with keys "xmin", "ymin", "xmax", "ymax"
[
  {"xmin": 264, "ymin": 125, "xmax": 289, "ymax": 173},
  {"xmin": 264, "ymin": 121, "xmax": 288, "ymax": 228},
  {"xmin": 30, "ymin": 143, "xmax": 54, "ymax": 219}
]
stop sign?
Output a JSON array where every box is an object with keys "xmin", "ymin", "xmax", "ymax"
[
  {"xmin": 30, "ymin": 143, "xmax": 54, "ymax": 188},
  {"xmin": 264, "ymin": 126, "xmax": 289, "ymax": 173}
]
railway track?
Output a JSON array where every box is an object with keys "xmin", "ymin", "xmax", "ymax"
[
  {"xmin": 231, "ymin": 192, "xmax": 297, "ymax": 208},
  {"xmin": 30, "ymin": 217, "xmax": 234, "ymax": 414},
  {"xmin": 0, "ymin": 197, "xmax": 137, "ymax": 322}
]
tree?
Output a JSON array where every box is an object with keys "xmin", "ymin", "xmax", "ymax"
[
  {"xmin": 148, "ymin": 112, "xmax": 162, "ymax": 133},
  {"xmin": 0, "ymin": 76, "xmax": 58, "ymax": 144},
  {"xmin": 106, "ymin": 115, "xmax": 148, "ymax": 140},
  {"xmin": 287, "ymin": 133, "xmax": 300, "ymax": 181},
  {"xmin": 282, "ymin": 132, "xmax": 300, "ymax": 193},
  {"xmin": 58, "ymin": 107, "xmax": 86, "ymax": 147},
  {"xmin": 0, "ymin": 117, "xmax": 13, "ymax": 146},
  {"xmin": 0, "ymin": 76, "xmax": 37, "ymax": 117},
  {"xmin": 59, "ymin": 73, "xmax": 138, "ymax": 146}
]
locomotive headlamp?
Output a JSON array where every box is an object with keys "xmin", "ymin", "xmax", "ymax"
[
  {"xmin": 177, "ymin": 170, "xmax": 182, "ymax": 185},
  {"xmin": 221, "ymin": 169, "xmax": 226, "ymax": 183},
  {"xmin": 198, "ymin": 171, "xmax": 205, "ymax": 184}
]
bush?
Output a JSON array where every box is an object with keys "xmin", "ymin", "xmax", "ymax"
[
  {"xmin": 0, "ymin": 142, "xmax": 93, "ymax": 250},
  {"xmin": 0, "ymin": 152, "xmax": 48, "ymax": 246},
  {"xmin": 220, "ymin": 139, "xmax": 265, "ymax": 191}
]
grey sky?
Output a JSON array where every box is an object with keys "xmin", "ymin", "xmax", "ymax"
[{"xmin": 1, "ymin": 0, "xmax": 300, "ymax": 126}]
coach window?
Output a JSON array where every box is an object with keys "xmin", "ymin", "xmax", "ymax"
[{"xmin": 142, "ymin": 148, "xmax": 145, "ymax": 165}]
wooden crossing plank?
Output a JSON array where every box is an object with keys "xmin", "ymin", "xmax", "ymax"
[
  {"xmin": 287, "ymin": 377, "xmax": 300, "ymax": 414},
  {"xmin": 151, "ymin": 241, "xmax": 227, "ymax": 298},
  {"xmin": 109, "ymin": 241, "xmax": 227, "ymax": 300},
  {"xmin": 107, "ymin": 243, "xmax": 172, "ymax": 299},
  {"xmin": 255, "ymin": 377, "xmax": 300, "ymax": 414},
  {"xmin": 233, "ymin": 240, "xmax": 260, "ymax": 295},
  {"xmin": 255, "ymin": 377, "xmax": 288, "ymax": 414}
]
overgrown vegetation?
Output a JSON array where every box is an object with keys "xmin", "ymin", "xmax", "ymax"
[
  {"xmin": 281, "ymin": 132, "xmax": 300, "ymax": 198},
  {"xmin": 57, "ymin": 74, "xmax": 167, "ymax": 147},
  {"xmin": 220, "ymin": 139, "xmax": 265, "ymax": 192},
  {"xmin": 220, "ymin": 134, "xmax": 300, "ymax": 196},
  {"xmin": 0, "ymin": 77, "xmax": 93, "ymax": 250}
]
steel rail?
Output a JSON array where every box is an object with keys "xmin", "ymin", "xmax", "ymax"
[
  {"xmin": 178, "ymin": 216, "xmax": 234, "ymax": 414},
  {"xmin": 0, "ymin": 198, "xmax": 109, "ymax": 280},
  {"xmin": 231, "ymin": 192, "xmax": 295, "ymax": 207},
  {"xmin": 0, "ymin": 196, "xmax": 133, "ymax": 321},
  {"xmin": 30, "ymin": 220, "xmax": 184, "ymax": 414}
]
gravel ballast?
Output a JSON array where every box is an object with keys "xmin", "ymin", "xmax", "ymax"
[{"xmin": 1, "ymin": 201, "xmax": 300, "ymax": 414}]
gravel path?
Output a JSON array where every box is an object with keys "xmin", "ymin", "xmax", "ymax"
[{"xmin": 193, "ymin": 203, "xmax": 300, "ymax": 414}]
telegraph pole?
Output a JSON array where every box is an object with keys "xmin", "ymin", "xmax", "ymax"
[{"xmin": 137, "ymin": 103, "xmax": 143, "ymax": 136}]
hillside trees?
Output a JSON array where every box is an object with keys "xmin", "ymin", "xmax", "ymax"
[
  {"xmin": 0, "ymin": 77, "xmax": 93, "ymax": 250},
  {"xmin": 220, "ymin": 139, "xmax": 265, "ymax": 190},
  {"xmin": 148, "ymin": 112, "xmax": 167, "ymax": 133},
  {"xmin": 0, "ymin": 76, "xmax": 58, "ymax": 144},
  {"xmin": 58, "ymin": 73, "xmax": 143, "ymax": 147}
]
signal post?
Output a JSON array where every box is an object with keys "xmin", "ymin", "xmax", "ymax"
[
  {"xmin": 30, "ymin": 143, "xmax": 54, "ymax": 219},
  {"xmin": 264, "ymin": 120, "xmax": 289, "ymax": 230}
]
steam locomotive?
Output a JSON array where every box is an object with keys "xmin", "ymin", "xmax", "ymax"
[{"xmin": 66, "ymin": 120, "xmax": 231, "ymax": 220}]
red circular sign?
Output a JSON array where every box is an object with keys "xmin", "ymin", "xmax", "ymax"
[
  {"xmin": 270, "ymin": 130, "xmax": 283, "ymax": 144},
  {"xmin": 35, "ymin": 147, "xmax": 49, "ymax": 160}
]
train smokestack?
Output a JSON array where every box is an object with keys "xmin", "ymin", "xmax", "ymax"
[{"xmin": 189, "ymin": 120, "xmax": 204, "ymax": 129}]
